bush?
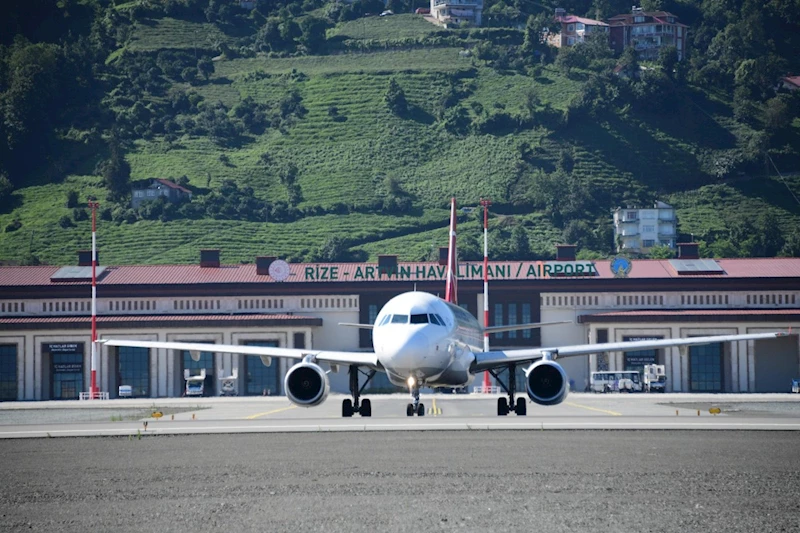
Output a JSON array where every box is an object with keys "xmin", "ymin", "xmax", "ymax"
[
  {"xmin": 59, "ymin": 215, "xmax": 74, "ymax": 228},
  {"xmin": 66, "ymin": 190, "xmax": 80, "ymax": 208},
  {"xmin": 4, "ymin": 219, "xmax": 22, "ymax": 233}
]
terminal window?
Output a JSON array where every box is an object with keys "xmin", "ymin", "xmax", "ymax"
[{"xmin": 0, "ymin": 345, "xmax": 17, "ymax": 401}]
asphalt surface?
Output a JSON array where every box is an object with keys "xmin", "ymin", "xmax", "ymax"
[{"xmin": 1, "ymin": 431, "xmax": 799, "ymax": 533}]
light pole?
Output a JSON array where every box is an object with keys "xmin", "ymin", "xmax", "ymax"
[
  {"xmin": 88, "ymin": 200, "xmax": 100, "ymax": 399},
  {"xmin": 480, "ymin": 198, "xmax": 492, "ymax": 392}
]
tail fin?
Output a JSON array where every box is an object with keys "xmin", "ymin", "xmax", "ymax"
[{"xmin": 445, "ymin": 197, "xmax": 458, "ymax": 304}]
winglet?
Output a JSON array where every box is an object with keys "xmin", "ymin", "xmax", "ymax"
[{"xmin": 445, "ymin": 197, "xmax": 458, "ymax": 304}]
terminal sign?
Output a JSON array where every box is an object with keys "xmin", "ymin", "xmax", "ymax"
[{"xmin": 303, "ymin": 261, "xmax": 597, "ymax": 281}]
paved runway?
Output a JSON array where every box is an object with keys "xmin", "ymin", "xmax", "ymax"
[
  {"xmin": 1, "ymin": 393, "xmax": 799, "ymax": 438},
  {"xmin": 1, "ymin": 431, "xmax": 799, "ymax": 532}
]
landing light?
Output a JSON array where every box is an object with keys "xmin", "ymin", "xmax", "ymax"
[{"xmin": 407, "ymin": 376, "xmax": 416, "ymax": 388}]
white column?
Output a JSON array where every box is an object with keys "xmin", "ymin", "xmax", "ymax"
[
  {"xmin": 664, "ymin": 346, "xmax": 672, "ymax": 392},
  {"xmin": 737, "ymin": 340, "xmax": 748, "ymax": 392},
  {"xmin": 34, "ymin": 340, "xmax": 41, "ymax": 400},
  {"xmin": 25, "ymin": 336, "xmax": 34, "ymax": 400},
  {"xmin": 730, "ymin": 339, "xmax": 739, "ymax": 393},
  {"xmin": 150, "ymin": 348, "xmax": 159, "ymax": 398},
  {"xmin": 162, "ymin": 347, "xmax": 171, "ymax": 397},
  {"xmin": 747, "ymin": 339, "xmax": 756, "ymax": 392},
  {"xmin": 680, "ymin": 347, "xmax": 689, "ymax": 392}
]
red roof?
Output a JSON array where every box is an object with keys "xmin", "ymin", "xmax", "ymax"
[
  {"xmin": 782, "ymin": 76, "xmax": 800, "ymax": 88},
  {"xmin": 2, "ymin": 258, "xmax": 800, "ymax": 287},
  {"xmin": 579, "ymin": 309, "xmax": 800, "ymax": 323},
  {"xmin": 0, "ymin": 314, "xmax": 321, "ymax": 328},
  {"xmin": 153, "ymin": 179, "xmax": 191, "ymax": 194}
]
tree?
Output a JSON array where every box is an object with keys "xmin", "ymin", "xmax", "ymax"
[
  {"xmin": 648, "ymin": 244, "xmax": 675, "ymax": 259},
  {"xmin": 384, "ymin": 77, "xmax": 407, "ymax": 116},
  {"xmin": 100, "ymin": 132, "xmax": 131, "ymax": 201},
  {"xmin": 197, "ymin": 57, "xmax": 214, "ymax": 81},
  {"xmin": 658, "ymin": 46, "xmax": 678, "ymax": 81},
  {"xmin": 509, "ymin": 225, "xmax": 531, "ymax": 259},
  {"xmin": 316, "ymin": 235, "xmax": 348, "ymax": 261},
  {"xmin": 298, "ymin": 16, "xmax": 328, "ymax": 53}
]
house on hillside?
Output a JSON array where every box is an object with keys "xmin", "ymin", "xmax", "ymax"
[
  {"xmin": 607, "ymin": 6, "xmax": 687, "ymax": 61},
  {"xmin": 778, "ymin": 76, "xmax": 800, "ymax": 92},
  {"xmin": 613, "ymin": 201, "xmax": 677, "ymax": 255},
  {"xmin": 430, "ymin": 0, "xmax": 483, "ymax": 27},
  {"xmin": 546, "ymin": 8, "xmax": 609, "ymax": 49},
  {"xmin": 131, "ymin": 179, "xmax": 193, "ymax": 209}
]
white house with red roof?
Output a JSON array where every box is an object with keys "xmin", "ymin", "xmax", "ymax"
[
  {"xmin": 546, "ymin": 8, "xmax": 609, "ymax": 48},
  {"xmin": 779, "ymin": 76, "xmax": 800, "ymax": 92},
  {"xmin": 131, "ymin": 178, "xmax": 193, "ymax": 209},
  {"xmin": 608, "ymin": 6, "xmax": 688, "ymax": 61}
]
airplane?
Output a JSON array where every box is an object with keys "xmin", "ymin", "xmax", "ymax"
[{"xmin": 102, "ymin": 198, "xmax": 788, "ymax": 417}]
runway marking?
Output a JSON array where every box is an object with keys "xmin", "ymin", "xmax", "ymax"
[
  {"xmin": 427, "ymin": 398, "xmax": 442, "ymax": 416},
  {"xmin": 565, "ymin": 402, "xmax": 622, "ymax": 416},
  {"xmin": 244, "ymin": 404, "xmax": 298, "ymax": 419}
]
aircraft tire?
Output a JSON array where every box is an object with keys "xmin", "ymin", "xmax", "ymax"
[
  {"xmin": 406, "ymin": 403, "xmax": 414, "ymax": 416},
  {"xmin": 497, "ymin": 397, "xmax": 508, "ymax": 416},
  {"xmin": 417, "ymin": 403, "xmax": 425, "ymax": 416},
  {"xmin": 515, "ymin": 397, "xmax": 527, "ymax": 416},
  {"xmin": 342, "ymin": 399, "xmax": 354, "ymax": 417},
  {"xmin": 360, "ymin": 398, "xmax": 372, "ymax": 417}
]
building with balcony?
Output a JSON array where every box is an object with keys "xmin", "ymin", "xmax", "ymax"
[
  {"xmin": 546, "ymin": 8, "xmax": 608, "ymax": 48},
  {"xmin": 613, "ymin": 201, "xmax": 677, "ymax": 255},
  {"xmin": 608, "ymin": 6, "xmax": 687, "ymax": 61},
  {"xmin": 430, "ymin": 0, "xmax": 482, "ymax": 28}
]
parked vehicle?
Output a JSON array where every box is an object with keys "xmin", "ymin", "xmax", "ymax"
[
  {"xmin": 792, "ymin": 379, "xmax": 800, "ymax": 393},
  {"xmin": 589, "ymin": 371, "xmax": 642, "ymax": 393},
  {"xmin": 644, "ymin": 364, "xmax": 667, "ymax": 392}
]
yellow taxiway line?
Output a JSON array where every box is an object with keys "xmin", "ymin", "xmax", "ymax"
[
  {"xmin": 244, "ymin": 405, "xmax": 298, "ymax": 419},
  {"xmin": 427, "ymin": 397, "xmax": 442, "ymax": 416},
  {"xmin": 565, "ymin": 402, "xmax": 622, "ymax": 416}
]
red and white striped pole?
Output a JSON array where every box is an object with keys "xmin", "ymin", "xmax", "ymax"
[
  {"xmin": 480, "ymin": 198, "xmax": 491, "ymax": 391},
  {"xmin": 89, "ymin": 200, "xmax": 99, "ymax": 399}
]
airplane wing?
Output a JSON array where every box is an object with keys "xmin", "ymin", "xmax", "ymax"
[
  {"xmin": 101, "ymin": 339, "xmax": 381, "ymax": 370},
  {"xmin": 483, "ymin": 321, "xmax": 572, "ymax": 334},
  {"xmin": 338, "ymin": 322, "xmax": 374, "ymax": 329},
  {"xmin": 470, "ymin": 331, "xmax": 789, "ymax": 373}
]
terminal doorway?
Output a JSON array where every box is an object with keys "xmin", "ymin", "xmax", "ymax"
[
  {"xmin": 689, "ymin": 343, "xmax": 723, "ymax": 392},
  {"xmin": 43, "ymin": 343, "xmax": 84, "ymax": 400},
  {"xmin": 181, "ymin": 349, "xmax": 214, "ymax": 396},
  {"xmin": 243, "ymin": 341, "xmax": 280, "ymax": 396}
]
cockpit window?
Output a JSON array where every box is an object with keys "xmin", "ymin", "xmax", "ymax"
[
  {"xmin": 390, "ymin": 314, "xmax": 409, "ymax": 324},
  {"xmin": 377, "ymin": 315, "xmax": 391, "ymax": 326},
  {"xmin": 410, "ymin": 314, "xmax": 429, "ymax": 324},
  {"xmin": 429, "ymin": 314, "xmax": 443, "ymax": 326}
]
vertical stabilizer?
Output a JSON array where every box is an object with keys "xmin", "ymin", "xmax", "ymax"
[{"xmin": 445, "ymin": 197, "xmax": 458, "ymax": 304}]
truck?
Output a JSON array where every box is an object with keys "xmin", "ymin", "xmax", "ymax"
[
  {"xmin": 643, "ymin": 364, "xmax": 667, "ymax": 393},
  {"xmin": 184, "ymin": 368, "xmax": 206, "ymax": 397}
]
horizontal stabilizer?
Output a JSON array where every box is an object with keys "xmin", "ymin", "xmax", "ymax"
[{"xmin": 484, "ymin": 321, "xmax": 572, "ymax": 334}]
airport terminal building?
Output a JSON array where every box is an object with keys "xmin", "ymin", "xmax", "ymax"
[{"xmin": 1, "ymin": 246, "xmax": 799, "ymax": 401}]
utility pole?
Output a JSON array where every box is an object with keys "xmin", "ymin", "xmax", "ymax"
[
  {"xmin": 88, "ymin": 200, "xmax": 100, "ymax": 399},
  {"xmin": 480, "ymin": 198, "xmax": 492, "ymax": 392}
]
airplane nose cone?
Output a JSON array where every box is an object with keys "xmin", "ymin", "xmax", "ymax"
[{"xmin": 388, "ymin": 332, "xmax": 430, "ymax": 372}]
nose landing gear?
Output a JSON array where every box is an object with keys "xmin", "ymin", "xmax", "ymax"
[{"xmin": 406, "ymin": 377, "xmax": 424, "ymax": 416}]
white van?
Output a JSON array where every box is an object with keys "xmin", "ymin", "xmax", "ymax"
[{"xmin": 590, "ymin": 371, "xmax": 642, "ymax": 393}]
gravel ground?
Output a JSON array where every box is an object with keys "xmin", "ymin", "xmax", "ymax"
[{"xmin": 1, "ymin": 431, "xmax": 799, "ymax": 532}]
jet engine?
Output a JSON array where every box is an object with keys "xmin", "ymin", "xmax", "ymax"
[
  {"xmin": 525, "ymin": 360, "xmax": 569, "ymax": 406},
  {"xmin": 284, "ymin": 362, "xmax": 329, "ymax": 407}
]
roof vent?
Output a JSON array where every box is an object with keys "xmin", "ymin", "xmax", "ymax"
[
  {"xmin": 256, "ymin": 256, "xmax": 275, "ymax": 276},
  {"xmin": 677, "ymin": 242, "xmax": 699, "ymax": 259},
  {"xmin": 556, "ymin": 244, "xmax": 576, "ymax": 261},
  {"xmin": 200, "ymin": 249, "xmax": 220, "ymax": 268},
  {"xmin": 77, "ymin": 250, "xmax": 97, "ymax": 266},
  {"xmin": 438, "ymin": 247, "xmax": 449, "ymax": 266}
]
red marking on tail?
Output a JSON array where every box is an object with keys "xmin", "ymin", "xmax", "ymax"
[{"xmin": 445, "ymin": 197, "xmax": 458, "ymax": 304}]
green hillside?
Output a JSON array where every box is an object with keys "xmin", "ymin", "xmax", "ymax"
[{"xmin": 1, "ymin": 1, "xmax": 799, "ymax": 265}]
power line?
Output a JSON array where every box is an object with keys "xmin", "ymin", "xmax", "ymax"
[{"xmin": 766, "ymin": 153, "xmax": 800, "ymax": 207}]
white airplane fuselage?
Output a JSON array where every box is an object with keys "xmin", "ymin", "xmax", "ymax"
[{"xmin": 371, "ymin": 291, "xmax": 482, "ymax": 388}]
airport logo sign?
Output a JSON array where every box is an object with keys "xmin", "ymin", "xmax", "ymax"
[
  {"xmin": 610, "ymin": 256, "xmax": 632, "ymax": 278},
  {"xmin": 302, "ymin": 261, "xmax": 597, "ymax": 281}
]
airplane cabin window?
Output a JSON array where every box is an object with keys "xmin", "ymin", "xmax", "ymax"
[
  {"xmin": 410, "ymin": 314, "xmax": 428, "ymax": 324},
  {"xmin": 391, "ymin": 314, "xmax": 409, "ymax": 324}
]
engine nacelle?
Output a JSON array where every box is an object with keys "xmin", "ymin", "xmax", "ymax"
[
  {"xmin": 526, "ymin": 359, "xmax": 569, "ymax": 406},
  {"xmin": 284, "ymin": 362, "xmax": 329, "ymax": 407}
]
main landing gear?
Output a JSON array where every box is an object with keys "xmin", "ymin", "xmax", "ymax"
[
  {"xmin": 342, "ymin": 365, "xmax": 376, "ymax": 417},
  {"xmin": 489, "ymin": 364, "xmax": 527, "ymax": 416},
  {"xmin": 406, "ymin": 377, "xmax": 424, "ymax": 417}
]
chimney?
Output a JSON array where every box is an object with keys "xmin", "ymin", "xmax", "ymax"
[
  {"xmin": 200, "ymin": 249, "xmax": 220, "ymax": 268},
  {"xmin": 378, "ymin": 255, "xmax": 398, "ymax": 277},
  {"xmin": 556, "ymin": 244, "xmax": 576, "ymax": 261},
  {"xmin": 555, "ymin": 7, "xmax": 566, "ymax": 19},
  {"xmin": 78, "ymin": 250, "xmax": 97, "ymax": 266},
  {"xmin": 256, "ymin": 256, "xmax": 275, "ymax": 275},
  {"xmin": 438, "ymin": 247, "xmax": 448, "ymax": 266},
  {"xmin": 677, "ymin": 243, "xmax": 699, "ymax": 259}
]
